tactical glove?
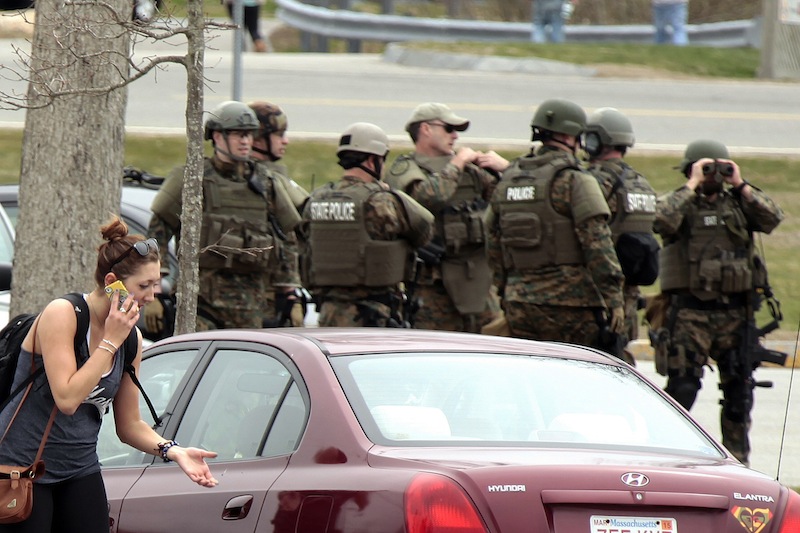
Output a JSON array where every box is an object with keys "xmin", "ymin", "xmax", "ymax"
[
  {"xmin": 144, "ymin": 298, "xmax": 164, "ymax": 334},
  {"xmin": 610, "ymin": 306, "xmax": 626, "ymax": 335}
]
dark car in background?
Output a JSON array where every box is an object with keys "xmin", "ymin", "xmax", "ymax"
[
  {"xmin": 98, "ymin": 328, "xmax": 800, "ymax": 533},
  {"xmin": 0, "ymin": 171, "xmax": 177, "ymax": 338}
]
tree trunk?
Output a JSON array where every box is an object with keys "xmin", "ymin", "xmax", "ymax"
[
  {"xmin": 11, "ymin": 0, "xmax": 130, "ymax": 315},
  {"xmin": 173, "ymin": 0, "xmax": 206, "ymax": 334}
]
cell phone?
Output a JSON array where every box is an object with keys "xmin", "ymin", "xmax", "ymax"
[{"xmin": 104, "ymin": 280, "xmax": 129, "ymax": 306}]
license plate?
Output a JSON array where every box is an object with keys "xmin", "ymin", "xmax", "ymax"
[{"xmin": 590, "ymin": 515, "xmax": 677, "ymax": 533}]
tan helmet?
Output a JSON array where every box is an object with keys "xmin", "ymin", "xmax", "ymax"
[
  {"xmin": 248, "ymin": 101, "xmax": 288, "ymax": 139},
  {"xmin": 337, "ymin": 122, "xmax": 389, "ymax": 157},
  {"xmin": 679, "ymin": 139, "xmax": 730, "ymax": 175},
  {"xmin": 204, "ymin": 101, "xmax": 259, "ymax": 140}
]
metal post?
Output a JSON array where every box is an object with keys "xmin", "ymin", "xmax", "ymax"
[{"xmin": 232, "ymin": 0, "xmax": 244, "ymax": 101}]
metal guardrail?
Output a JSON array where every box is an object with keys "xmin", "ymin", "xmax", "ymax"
[{"xmin": 276, "ymin": 0, "xmax": 761, "ymax": 51}]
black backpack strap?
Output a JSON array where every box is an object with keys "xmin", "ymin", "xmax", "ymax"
[
  {"xmin": 121, "ymin": 328, "xmax": 162, "ymax": 427},
  {"xmin": 1, "ymin": 295, "xmax": 89, "ymax": 413}
]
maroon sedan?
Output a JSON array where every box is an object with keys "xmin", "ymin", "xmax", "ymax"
[{"xmin": 99, "ymin": 329, "xmax": 800, "ymax": 532}]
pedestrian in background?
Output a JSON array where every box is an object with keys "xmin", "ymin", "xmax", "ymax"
[
  {"xmin": 652, "ymin": 0, "xmax": 689, "ymax": 45},
  {"xmin": 225, "ymin": 0, "xmax": 268, "ymax": 53},
  {"xmin": 531, "ymin": 0, "xmax": 575, "ymax": 43},
  {"xmin": 386, "ymin": 103, "xmax": 500, "ymax": 332}
]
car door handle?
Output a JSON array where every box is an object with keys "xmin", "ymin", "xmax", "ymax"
[{"xmin": 222, "ymin": 494, "xmax": 254, "ymax": 520}]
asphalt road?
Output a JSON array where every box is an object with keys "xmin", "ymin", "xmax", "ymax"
[
  {"xmin": 637, "ymin": 359, "xmax": 800, "ymax": 488},
  {"xmin": 0, "ymin": 27, "xmax": 798, "ymax": 156}
]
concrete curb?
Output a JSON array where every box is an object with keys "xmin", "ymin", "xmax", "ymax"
[{"xmin": 382, "ymin": 42, "xmax": 597, "ymax": 77}]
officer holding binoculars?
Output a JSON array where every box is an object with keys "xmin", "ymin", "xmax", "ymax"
[{"xmin": 651, "ymin": 139, "xmax": 784, "ymax": 466}]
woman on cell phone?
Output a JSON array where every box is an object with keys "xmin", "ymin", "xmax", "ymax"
[{"xmin": 0, "ymin": 216, "xmax": 217, "ymax": 533}]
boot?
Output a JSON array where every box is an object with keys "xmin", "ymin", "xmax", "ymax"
[{"xmin": 253, "ymin": 39, "xmax": 268, "ymax": 53}]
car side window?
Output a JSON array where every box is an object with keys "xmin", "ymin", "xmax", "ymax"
[
  {"xmin": 99, "ymin": 349, "xmax": 197, "ymax": 467},
  {"xmin": 174, "ymin": 348, "xmax": 306, "ymax": 461}
]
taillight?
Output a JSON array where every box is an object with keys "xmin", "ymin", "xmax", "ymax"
[
  {"xmin": 405, "ymin": 473, "xmax": 487, "ymax": 533},
  {"xmin": 777, "ymin": 488, "xmax": 800, "ymax": 533}
]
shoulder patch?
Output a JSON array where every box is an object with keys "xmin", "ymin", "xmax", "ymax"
[{"xmin": 390, "ymin": 158, "xmax": 410, "ymax": 176}]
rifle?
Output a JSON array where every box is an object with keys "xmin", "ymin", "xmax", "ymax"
[{"xmin": 732, "ymin": 256, "xmax": 787, "ymax": 389}]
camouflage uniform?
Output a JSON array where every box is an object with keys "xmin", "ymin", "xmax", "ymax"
[
  {"xmin": 149, "ymin": 157, "xmax": 297, "ymax": 330},
  {"xmin": 654, "ymin": 183, "xmax": 783, "ymax": 464},
  {"xmin": 256, "ymin": 159, "xmax": 309, "ymax": 326},
  {"xmin": 386, "ymin": 153, "xmax": 500, "ymax": 332},
  {"xmin": 486, "ymin": 146, "xmax": 625, "ymax": 346},
  {"xmin": 588, "ymin": 157, "xmax": 657, "ymax": 365},
  {"xmin": 303, "ymin": 176, "xmax": 434, "ymax": 327}
]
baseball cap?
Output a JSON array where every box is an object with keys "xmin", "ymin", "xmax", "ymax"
[{"xmin": 405, "ymin": 102, "xmax": 470, "ymax": 133}]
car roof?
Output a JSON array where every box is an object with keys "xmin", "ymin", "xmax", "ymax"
[{"xmin": 150, "ymin": 328, "xmax": 618, "ymax": 364}]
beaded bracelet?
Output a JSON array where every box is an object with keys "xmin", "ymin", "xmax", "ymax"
[
  {"xmin": 156, "ymin": 440, "xmax": 179, "ymax": 462},
  {"xmin": 102, "ymin": 338, "xmax": 119, "ymax": 351},
  {"xmin": 97, "ymin": 345, "xmax": 115, "ymax": 355}
]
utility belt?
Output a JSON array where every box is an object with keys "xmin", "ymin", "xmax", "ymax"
[{"xmin": 671, "ymin": 292, "xmax": 747, "ymax": 311}]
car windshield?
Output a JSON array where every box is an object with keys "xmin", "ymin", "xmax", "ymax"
[{"xmin": 332, "ymin": 353, "xmax": 722, "ymax": 458}]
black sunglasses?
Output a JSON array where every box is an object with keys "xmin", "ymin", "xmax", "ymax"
[
  {"xmin": 427, "ymin": 121, "xmax": 456, "ymax": 134},
  {"xmin": 109, "ymin": 238, "xmax": 158, "ymax": 270}
]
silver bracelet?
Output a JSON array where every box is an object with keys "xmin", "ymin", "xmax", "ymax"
[
  {"xmin": 97, "ymin": 345, "xmax": 115, "ymax": 355},
  {"xmin": 101, "ymin": 338, "xmax": 119, "ymax": 351}
]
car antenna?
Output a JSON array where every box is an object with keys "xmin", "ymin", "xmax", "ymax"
[{"xmin": 776, "ymin": 313, "xmax": 799, "ymax": 482}]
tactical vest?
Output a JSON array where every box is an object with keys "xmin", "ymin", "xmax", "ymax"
[
  {"xmin": 388, "ymin": 153, "xmax": 493, "ymax": 314},
  {"xmin": 306, "ymin": 181, "xmax": 410, "ymax": 288},
  {"xmin": 389, "ymin": 154, "xmax": 488, "ymax": 255},
  {"xmin": 198, "ymin": 160, "xmax": 273, "ymax": 273},
  {"xmin": 598, "ymin": 161, "xmax": 657, "ymax": 241},
  {"xmin": 660, "ymin": 194, "xmax": 754, "ymax": 300},
  {"xmin": 493, "ymin": 154, "xmax": 584, "ymax": 272}
]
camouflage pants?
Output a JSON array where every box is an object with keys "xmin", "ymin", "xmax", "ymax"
[
  {"xmin": 664, "ymin": 305, "xmax": 751, "ymax": 464},
  {"xmin": 195, "ymin": 269, "xmax": 266, "ymax": 330},
  {"xmin": 504, "ymin": 302, "xmax": 600, "ymax": 347},
  {"xmin": 621, "ymin": 285, "xmax": 642, "ymax": 366},
  {"xmin": 318, "ymin": 300, "xmax": 398, "ymax": 328},
  {"xmin": 413, "ymin": 282, "xmax": 499, "ymax": 333}
]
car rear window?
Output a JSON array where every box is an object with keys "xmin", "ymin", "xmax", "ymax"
[{"xmin": 331, "ymin": 353, "xmax": 722, "ymax": 458}]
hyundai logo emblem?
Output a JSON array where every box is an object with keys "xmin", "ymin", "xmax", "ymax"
[{"xmin": 621, "ymin": 472, "xmax": 650, "ymax": 487}]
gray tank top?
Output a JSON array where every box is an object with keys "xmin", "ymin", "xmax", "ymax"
[{"xmin": 0, "ymin": 320, "xmax": 125, "ymax": 484}]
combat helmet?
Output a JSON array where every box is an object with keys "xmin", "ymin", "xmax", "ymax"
[
  {"xmin": 337, "ymin": 122, "xmax": 390, "ymax": 157},
  {"xmin": 531, "ymin": 98, "xmax": 586, "ymax": 140},
  {"xmin": 204, "ymin": 101, "xmax": 259, "ymax": 141},
  {"xmin": 584, "ymin": 107, "xmax": 635, "ymax": 157},
  {"xmin": 679, "ymin": 139, "xmax": 730, "ymax": 175},
  {"xmin": 248, "ymin": 101, "xmax": 288, "ymax": 139}
]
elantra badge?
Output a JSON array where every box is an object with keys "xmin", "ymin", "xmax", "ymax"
[{"xmin": 621, "ymin": 473, "xmax": 650, "ymax": 487}]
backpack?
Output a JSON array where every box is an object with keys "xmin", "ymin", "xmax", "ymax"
[{"xmin": 0, "ymin": 293, "xmax": 161, "ymax": 425}]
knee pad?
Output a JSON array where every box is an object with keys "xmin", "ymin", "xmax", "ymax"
[
  {"xmin": 719, "ymin": 377, "xmax": 754, "ymax": 423},
  {"xmin": 665, "ymin": 376, "xmax": 701, "ymax": 411}
]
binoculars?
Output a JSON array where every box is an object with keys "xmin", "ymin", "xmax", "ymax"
[{"xmin": 702, "ymin": 161, "xmax": 734, "ymax": 179}]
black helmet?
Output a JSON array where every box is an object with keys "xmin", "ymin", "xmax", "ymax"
[
  {"xmin": 204, "ymin": 101, "xmax": 259, "ymax": 140},
  {"xmin": 531, "ymin": 98, "xmax": 586, "ymax": 138}
]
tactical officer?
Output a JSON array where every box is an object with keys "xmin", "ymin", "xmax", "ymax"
[
  {"xmin": 148, "ymin": 100, "xmax": 277, "ymax": 330},
  {"xmin": 385, "ymin": 103, "xmax": 500, "ymax": 332},
  {"xmin": 584, "ymin": 108, "xmax": 660, "ymax": 365},
  {"xmin": 480, "ymin": 98, "xmax": 625, "ymax": 347},
  {"xmin": 653, "ymin": 139, "xmax": 783, "ymax": 465},
  {"xmin": 248, "ymin": 100, "xmax": 310, "ymax": 327},
  {"xmin": 302, "ymin": 122, "xmax": 434, "ymax": 327}
]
